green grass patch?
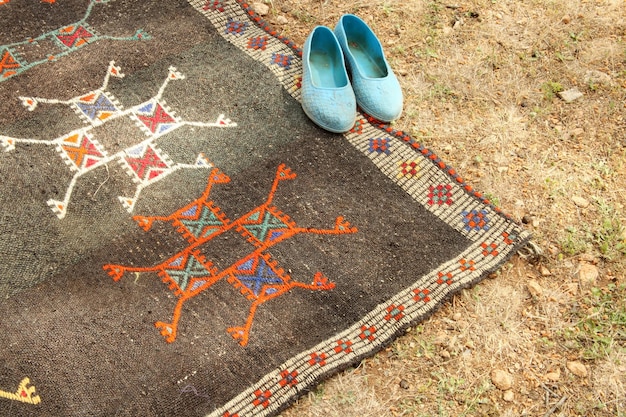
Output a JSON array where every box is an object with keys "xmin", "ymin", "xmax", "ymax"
[
  {"xmin": 562, "ymin": 283, "xmax": 626, "ymax": 360},
  {"xmin": 594, "ymin": 199, "xmax": 626, "ymax": 260},
  {"xmin": 291, "ymin": 10, "xmax": 317, "ymax": 24},
  {"xmin": 483, "ymin": 192, "xmax": 500, "ymax": 207},
  {"xmin": 559, "ymin": 200, "xmax": 625, "ymax": 259},
  {"xmin": 560, "ymin": 226, "xmax": 590, "ymax": 256},
  {"xmin": 541, "ymin": 81, "xmax": 564, "ymax": 100}
]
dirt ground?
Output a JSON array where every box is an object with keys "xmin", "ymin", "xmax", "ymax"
[{"xmin": 253, "ymin": 1, "xmax": 626, "ymax": 416}]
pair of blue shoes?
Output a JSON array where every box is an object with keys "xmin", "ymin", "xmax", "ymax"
[{"xmin": 301, "ymin": 14, "xmax": 403, "ymax": 133}]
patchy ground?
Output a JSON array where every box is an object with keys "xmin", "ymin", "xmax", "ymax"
[{"xmin": 254, "ymin": 1, "xmax": 625, "ymax": 415}]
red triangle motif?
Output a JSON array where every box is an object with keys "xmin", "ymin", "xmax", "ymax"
[
  {"xmin": 148, "ymin": 169, "xmax": 166, "ymax": 181},
  {"xmin": 85, "ymin": 157, "xmax": 100, "ymax": 168}
]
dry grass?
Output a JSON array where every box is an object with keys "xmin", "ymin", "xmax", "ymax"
[{"xmin": 257, "ymin": 0, "xmax": 626, "ymax": 415}]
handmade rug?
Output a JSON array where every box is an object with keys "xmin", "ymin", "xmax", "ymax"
[{"xmin": 0, "ymin": 1, "xmax": 530, "ymax": 416}]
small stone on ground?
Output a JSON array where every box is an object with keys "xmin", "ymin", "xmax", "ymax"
[
  {"xmin": 567, "ymin": 361, "xmax": 588, "ymax": 377},
  {"xmin": 546, "ymin": 368, "xmax": 561, "ymax": 381},
  {"xmin": 503, "ymin": 390, "xmax": 514, "ymax": 402},
  {"xmin": 491, "ymin": 369, "xmax": 513, "ymax": 390},
  {"xmin": 572, "ymin": 195, "xmax": 590, "ymax": 208},
  {"xmin": 251, "ymin": 2, "xmax": 270, "ymax": 15},
  {"xmin": 527, "ymin": 279, "xmax": 543, "ymax": 297},
  {"xmin": 577, "ymin": 263, "xmax": 599, "ymax": 289},
  {"xmin": 557, "ymin": 87, "xmax": 584, "ymax": 103}
]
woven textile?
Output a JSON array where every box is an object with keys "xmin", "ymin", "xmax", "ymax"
[{"xmin": 0, "ymin": 1, "xmax": 530, "ymax": 416}]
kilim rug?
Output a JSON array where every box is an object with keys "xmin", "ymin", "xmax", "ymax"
[{"xmin": 0, "ymin": 1, "xmax": 531, "ymax": 416}]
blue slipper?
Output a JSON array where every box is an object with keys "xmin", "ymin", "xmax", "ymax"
[
  {"xmin": 301, "ymin": 26, "xmax": 356, "ymax": 133},
  {"xmin": 334, "ymin": 14, "xmax": 403, "ymax": 122}
]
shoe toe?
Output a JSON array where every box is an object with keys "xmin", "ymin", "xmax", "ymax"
[
  {"xmin": 353, "ymin": 75, "xmax": 403, "ymax": 122},
  {"xmin": 301, "ymin": 85, "xmax": 356, "ymax": 133}
]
